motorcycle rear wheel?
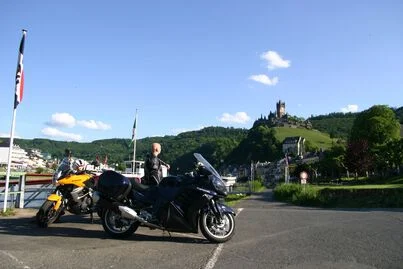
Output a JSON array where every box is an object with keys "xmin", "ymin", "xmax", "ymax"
[
  {"xmin": 101, "ymin": 208, "xmax": 140, "ymax": 239},
  {"xmin": 36, "ymin": 200, "xmax": 63, "ymax": 228},
  {"xmin": 200, "ymin": 211, "xmax": 235, "ymax": 243}
]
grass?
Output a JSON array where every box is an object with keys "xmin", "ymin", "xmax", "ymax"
[
  {"xmin": 274, "ymin": 127, "xmax": 335, "ymax": 150},
  {"xmin": 224, "ymin": 180, "xmax": 267, "ymax": 206},
  {"xmin": 312, "ymin": 184, "xmax": 403, "ymax": 190},
  {"xmin": 0, "ymin": 208, "xmax": 16, "ymax": 217},
  {"xmin": 274, "ymin": 177, "xmax": 403, "ymax": 208},
  {"xmin": 225, "ymin": 193, "xmax": 248, "ymax": 207}
]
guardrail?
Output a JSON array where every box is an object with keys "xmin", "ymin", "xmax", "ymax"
[{"xmin": 0, "ymin": 173, "xmax": 53, "ymax": 209}]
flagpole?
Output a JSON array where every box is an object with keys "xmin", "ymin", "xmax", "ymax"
[
  {"xmin": 132, "ymin": 109, "xmax": 138, "ymax": 174},
  {"xmin": 3, "ymin": 29, "xmax": 27, "ymax": 213},
  {"xmin": 3, "ymin": 109, "xmax": 17, "ymax": 212}
]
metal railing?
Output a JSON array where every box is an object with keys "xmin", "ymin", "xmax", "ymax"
[{"xmin": 0, "ymin": 174, "xmax": 53, "ymax": 209}]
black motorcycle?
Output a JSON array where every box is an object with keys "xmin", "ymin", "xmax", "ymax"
[{"xmin": 94, "ymin": 153, "xmax": 236, "ymax": 243}]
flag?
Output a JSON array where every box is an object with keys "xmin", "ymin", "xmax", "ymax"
[
  {"xmin": 131, "ymin": 116, "xmax": 137, "ymax": 142},
  {"xmin": 129, "ymin": 111, "xmax": 137, "ymax": 147},
  {"xmin": 14, "ymin": 30, "xmax": 27, "ymax": 109}
]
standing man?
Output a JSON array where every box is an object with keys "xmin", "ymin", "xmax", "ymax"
[{"xmin": 143, "ymin": 143, "xmax": 170, "ymax": 185}]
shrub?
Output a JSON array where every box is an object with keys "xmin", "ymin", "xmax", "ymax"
[
  {"xmin": 292, "ymin": 186, "xmax": 321, "ymax": 206},
  {"xmin": 273, "ymin": 183, "xmax": 302, "ymax": 202}
]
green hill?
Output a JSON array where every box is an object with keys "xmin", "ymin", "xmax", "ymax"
[
  {"xmin": 307, "ymin": 106, "xmax": 402, "ymax": 139},
  {"xmin": 2, "ymin": 127, "xmax": 248, "ymax": 173},
  {"xmin": 308, "ymin": 112, "xmax": 356, "ymax": 140},
  {"xmin": 274, "ymin": 127, "xmax": 336, "ymax": 150}
]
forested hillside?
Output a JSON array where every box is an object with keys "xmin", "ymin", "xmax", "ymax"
[
  {"xmin": 308, "ymin": 112, "xmax": 356, "ymax": 139},
  {"xmin": 2, "ymin": 106, "xmax": 401, "ymax": 173},
  {"xmin": 5, "ymin": 127, "xmax": 248, "ymax": 173},
  {"xmin": 308, "ymin": 106, "xmax": 402, "ymax": 139}
]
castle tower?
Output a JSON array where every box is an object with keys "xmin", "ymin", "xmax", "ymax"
[{"xmin": 276, "ymin": 100, "xmax": 286, "ymax": 118}]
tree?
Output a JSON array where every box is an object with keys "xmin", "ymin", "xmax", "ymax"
[
  {"xmin": 227, "ymin": 125, "xmax": 281, "ymax": 164},
  {"xmin": 375, "ymin": 138, "xmax": 403, "ymax": 174},
  {"xmin": 345, "ymin": 139, "xmax": 373, "ymax": 177},
  {"xmin": 317, "ymin": 143, "xmax": 347, "ymax": 179},
  {"xmin": 349, "ymin": 105, "xmax": 400, "ymax": 147},
  {"xmin": 347, "ymin": 105, "xmax": 401, "ymax": 176}
]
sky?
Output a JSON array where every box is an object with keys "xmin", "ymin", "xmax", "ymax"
[{"xmin": 0, "ymin": 0, "xmax": 402, "ymax": 142}]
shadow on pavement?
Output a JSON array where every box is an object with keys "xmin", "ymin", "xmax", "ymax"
[{"xmin": 0, "ymin": 215, "xmax": 211, "ymax": 244}]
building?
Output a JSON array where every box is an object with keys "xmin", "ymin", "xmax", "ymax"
[
  {"xmin": 282, "ymin": 136, "xmax": 305, "ymax": 157},
  {"xmin": 0, "ymin": 144, "xmax": 30, "ymax": 170},
  {"xmin": 276, "ymin": 100, "xmax": 286, "ymax": 118},
  {"xmin": 0, "ymin": 144, "xmax": 49, "ymax": 171},
  {"xmin": 254, "ymin": 100, "xmax": 312, "ymax": 130}
]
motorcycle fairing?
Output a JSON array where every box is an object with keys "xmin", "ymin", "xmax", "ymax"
[
  {"xmin": 57, "ymin": 173, "xmax": 93, "ymax": 187},
  {"xmin": 215, "ymin": 202, "xmax": 236, "ymax": 216},
  {"xmin": 47, "ymin": 194, "xmax": 63, "ymax": 210}
]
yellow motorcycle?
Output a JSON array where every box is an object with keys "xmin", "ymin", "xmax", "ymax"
[{"xmin": 36, "ymin": 159, "xmax": 97, "ymax": 228}]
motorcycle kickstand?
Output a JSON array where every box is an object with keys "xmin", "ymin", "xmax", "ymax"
[{"xmin": 90, "ymin": 212, "xmax": 94, "ymax": 224}]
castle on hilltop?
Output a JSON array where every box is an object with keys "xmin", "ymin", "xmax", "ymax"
[{"xmin": 254, "ymin": 100, "xmax": 312, "ymax": 129}]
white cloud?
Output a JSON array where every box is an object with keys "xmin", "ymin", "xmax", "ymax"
[
  {"xmin": 341, "ymin": 104, "xmax": 359, "ymax": 113},
  {"xmin": 47, "ymin": 113, "xmax": 76, "ymax": 128},
  {"xmin": 261, "ymin": 50, "xmax": 291, "ymax": 70},
  {"xmin": 249, "ymin": 74, "xmax": 279, "ymax": 86},
  {"xmin": 41, "ymin": 127, "xmax": 82, "ymax": 141},
  {"xmin": 218, "ymin": 112, "xmax": 251, "ymax": 124},
  {"xmin": 77, "ymin": 120, "xmax": 111, "ymax": 130},
  {"xmin": 46, "ymin": 113, "xmax": 111, "ymax": 131}
]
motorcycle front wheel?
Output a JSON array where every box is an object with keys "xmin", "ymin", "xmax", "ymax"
[
  {"xmin": 36, "ymin": 200, "xmax": 63, "ymax": 228},
  {"xmin": 200, "ymin": 210, "xmax": 235, "ymax": 243},
  {"xmin": 101, "ymin": 208, "xmax": 140, "ymax": 239}
]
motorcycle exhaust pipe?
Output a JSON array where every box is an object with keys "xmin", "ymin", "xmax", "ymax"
[
  {"xmin": 118, "ymin": 206, "xmax": 145, "ymax": 222},
  {"xmin": 117, "ymin": 206, "xmax": 162, "ymax": 229}
]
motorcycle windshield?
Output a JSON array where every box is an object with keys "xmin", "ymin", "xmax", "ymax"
[
  {"xmin": 53, "ymin": 157, "xmax": 71, "ymax": 182},
  {"xmin": 194, "ymin": 153, "xmax": 221, "ymax": 179},
  {"xmin": 56, "ymin": 157, "xmax": 71, "ymax": 173}
]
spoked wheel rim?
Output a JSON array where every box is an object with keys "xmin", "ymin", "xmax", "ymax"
[
  {"xmin": 201, "ymin": 211, "xmax": 235, "ymax": 240},
  {"xmin": 104, "ymin": 209, "xmax": 136, "ymax": 234},
  {"xmin": 36, "ymin": 200, "xmax": 62, "ymax": 227}
]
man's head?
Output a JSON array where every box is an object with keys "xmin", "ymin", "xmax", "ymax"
[
  {"xmin": 64, "ymin": 149, "xmax": 72, "ymax": 158},
  {"xmin": 151, "ymin": 143, "xmax": 161, "ymax": 156}
]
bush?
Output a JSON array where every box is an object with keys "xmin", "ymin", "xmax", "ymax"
[
  {"xmin": 35, "ymin": 167, "xmax": 45, "ymax": 174},
  {"xmin": 251, "ymin": 180, "xmax": 265, "ymax": 192},
  {"xmin": 274, "ymin": 183, "xmax": 403, "ymax": 208},
  {"xmin": 273, "ymin": 183, "xmax": 303, "ymax": 202},
  {"xmin": 292, "ymin": 187, "xmax": 321, "ymax": 206}
]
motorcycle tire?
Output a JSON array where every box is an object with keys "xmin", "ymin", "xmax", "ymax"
[
  {"xmin": 101, "ymin": 208, "xmax": 140, "ymax": 239},
  {"xmin": 199, "ymin": 210, "xmax": 235, "ymax": 243},
  {"xmin": 36, "ymin": 200, "xmax": 63, "ymax": 228}
]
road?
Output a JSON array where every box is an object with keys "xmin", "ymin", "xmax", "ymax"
[{"xmin": 1, "ymin": 190, "xmax": 402, "ymax": 269}]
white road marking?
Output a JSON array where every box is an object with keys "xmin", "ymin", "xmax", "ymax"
[
  {"xmin": 203, "ymin": 208, "xmax": 243, "ymax": 269},
  {"xmin": 204, "ymin": 243, "xmax": 224, "ymax": 269},
  {"xmin": 0, "ymin": 250, "xmax": 31, "ymax": 269}
]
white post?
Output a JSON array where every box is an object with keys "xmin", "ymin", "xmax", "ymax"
[
  {"xmin": 132, "ymin": 109, "xmax": 138, "ymax": 175},
  {"xmin": 3, "ymin": 108, "xmax": 17, "ymax": 212},
  {"xmin": 17, "ymin": 174, "xmax": 25, "ymax": 208},
  {"xmin": 132, "ymin": 138, "xmax": 137, "ymax": 174}
]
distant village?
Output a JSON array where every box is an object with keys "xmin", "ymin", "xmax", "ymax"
[
  {"xmin": 0, "ymin": 143, "xmax": 111, "ymax": 174},
  {"xmin": 1, "ymin": 100, "xmax": 323, "ymax": 185},
  {"xmin": 223, "ymin": 100, "xmax": 324, "ymax": 185}
]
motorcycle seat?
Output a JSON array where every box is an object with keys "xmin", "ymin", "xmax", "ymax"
[{"xmin": 129, "ymin": 178, "xmax": 152, "ymax": 192}]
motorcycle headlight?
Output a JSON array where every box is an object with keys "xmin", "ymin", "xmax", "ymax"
[{"xmin": 210, "ymin": 175, "xmax": 228, "ymax": 196}]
